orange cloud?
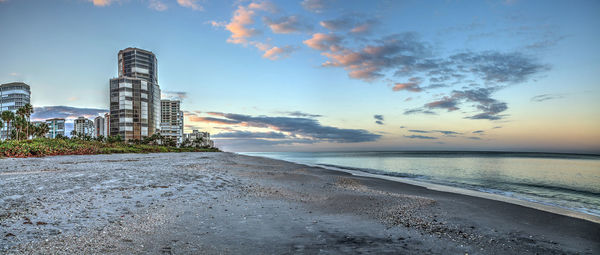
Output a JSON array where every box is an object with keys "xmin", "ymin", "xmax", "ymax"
[
  {"xmin": 91, "ymin": 0, "xmax": 112, "ymax": 6},
  {"xmin": 303, "ymin": 33, "xmax": 341, "ymax": 51}
]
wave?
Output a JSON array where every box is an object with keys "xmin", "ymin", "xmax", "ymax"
[{"xmin": 316, "ymin": 163, "xmax": 425, "ymax": 179}]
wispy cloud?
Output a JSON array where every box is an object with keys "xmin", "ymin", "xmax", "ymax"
[
  {"xmin": 213, "ymin": 131, "xmax": 288, "ymax": 139},
  {"xmin": 177, "ymin": 0, "xmax": 203, "ymax": 11},
  {"xmin": 162, "ymin": 91, "xmax": 187, "ymax": 101},
  {"xmin": 148, "ymin": 0, "xmax": 167, "ymax": 11},
  {"xmin": 404, "ymin": 135, "xmax": 437, "ymax": 140},
  {"xmin": 374, "ymin": 114, "xmax": 384, "ymax": 125},
  {"xmin": 531, "ymin": 93, "xmax": 565, "ymax": 102},
  {"xmin": 301, "ymin": 0, "xmax": 330, "ymax": 13},
  {"xmin": 89, "ymin": 0, "xmax": 113, "ymax": 7},
  {"xmin": 279, "ymin": 111, "xmax": 322, "ymax": 118},
  {"xmin": 264, "ymin": 16, "xmax": 312, "ymax": 34}
]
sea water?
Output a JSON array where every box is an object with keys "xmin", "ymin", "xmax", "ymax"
[{"xmin": 241, "ymin": 151, "xmax": 600, "ymax": 217}]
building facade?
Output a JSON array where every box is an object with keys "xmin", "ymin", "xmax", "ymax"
[
  {"xmin": 1, "ymin": 82, "xmax": 31, "ymax": 140},
  {"xmin": 46, "ymin": 118, "xmax": 65, "ymax": 138},
  {"xmin": 94, "ymin": 116, "xmax": 105, "ymax": 138},
  {"xmin": 74, "ymin": 117, "xmax": 94, "ymax": 137},
  {"xmin": 104, "ymin": 113, "xmax": 110, "ymax": 137},
  {"xmin": 109, "ymin": 48, "xmax": 161, "ymax": 141},
  {"xmin": 160, "ymin": 99, "xmax": 184, "ymax": 145},
  {"xmin": 183, "ymin": 130, "xmax": 214, "ymax": 148}
]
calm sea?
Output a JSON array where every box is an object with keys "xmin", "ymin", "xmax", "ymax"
[{"xmin": 241, "ymin": 151, "xmax": 600, "ymax": 217}]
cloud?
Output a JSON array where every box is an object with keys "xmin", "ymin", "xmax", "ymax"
[
  {"xmin": 319, "ymin": 15, "xmax": 376, "ymax": 34},
  {"xmin": 263, "ymin": 45, "xmax": 296, "ymax": 60},
  {"xmin": 319, "ymin": 33, "xmax": 431, "ymax": 81},
  {"xmin": 404, "ymin": 135, "xmax": 437, "ymax": 140},
  {"xmin": 433, "ymin": 130, "xmax": 462, "ymax": 136},
  {"xmin": 301, "ymin": 0, "xmax": 329, "ymax": 13},
  {"xmin": 374, "ymin": 114, "xmax": 384, "ymax": 125},
  {"xmin": 162, "ymin": 91, "xmax": 187, "ymax": 101},
  {"xmin": 531, "ymin": 93, "xmax": 565, "ymax": 102},
  {"xmin": 225, "ymin": 4, "xmax": 259, "ymax": 44},
  {"xmin": 415, "ymin": 87, "xmax": 508, "ymax": 120},
  {"xmin": 303, "ymin": 33, "xmax": 342, "ymax": 51},
  {"xmin": 252, "ymin": 42, "xmax": 296, "ymax": 60},
  {"xmin": 190, "ymin": 112, "xmax": 381, "ymax": 143},
  {"xmin": 187, "ymin": 116, "xmax": 242, "ymax": 125},
  {"xmin": 408, "ymin": 129, "xmax": 431, "ymax": 133},
  {"xmin": 213, "ymin": 131, "xmax": 288, "ymax": 139},
  {"xmin": 393, "ymin": 77, "xmax": 423, "ymax": 92},
  {"xmin": 264, "ymin": 16, "xmax": 311, "ymax": 34},
  {"xmin": 280, "ymin": 111, "xmax": 322, "ymax": 118},
  {"xmin": 467, "ymin": 136, "xmax": 482, "ymax": 140},
  {"xmin": 149, "ymin": 0, "xmax": 167, "ymax": 11},
  {"xmin": 403, "ymin": 108, "xmax": 436, "ymax": 115},
  {"xmin": 89, "ymin": 0, "xmax": 113, "ymax": 6},
  {"xmin": 31, "ymin": 106, "xmax": 108, "ymax": 121},
  {"xmin": 177, "ymin": 0, "xmax": 203, "ymax": 11},
  {"xmin": 472, "ymin": 130, "xmax": 485, "ymax": 134}
]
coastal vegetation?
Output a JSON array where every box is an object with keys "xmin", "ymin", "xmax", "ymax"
[
  {"xmin": 0, "ymin": 104, "xmax": 219, "ymax": 158},
  {"xmin": 0, "ymin": 137, "xmax": 219, "ymax": 158}
]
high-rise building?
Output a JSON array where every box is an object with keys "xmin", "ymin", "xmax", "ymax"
[
  {"xmin": 1, "ymin": 82, "xmax": 31, "ymax": 140},
  {"xmin": 46, "ymin": 118, "xmax": 65, "ymax": 138},
  {"xmin": 74, "ymin": 117, "xmax": 94, "ymax": 137},
  {"xmin": 94, "ymin": 116, "xmax": 105, "ymax": 138},
  {"xmin": 104, "ymin": 113, "xmax": 110, "ymax": 137},
  {"xmin": 109, "ymin": 48, "xmax": 161, "ymax": 141},
  {"xmin": 160, "ymin": 99, "xmax": 184, "ymax": 145}
]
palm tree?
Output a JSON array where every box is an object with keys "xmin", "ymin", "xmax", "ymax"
[
  {"xmin": 22, "ymin": 104, "xmax": 33, "ymax": 139},
  {"xmin": 35, "ymin": 123, "xmax": 49, "ymax": 138},
  {"xmin": 1, "ymin": 111, "xmax": 15, "ymax": 140},
  {"xmin": 11, "ymin": 115, "xmax": 27, "ymax": 140}
]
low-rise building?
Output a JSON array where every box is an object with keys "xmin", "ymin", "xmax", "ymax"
[{"xmin": 183, "ymin": 130, "xmax": 214, "ymax": 148}]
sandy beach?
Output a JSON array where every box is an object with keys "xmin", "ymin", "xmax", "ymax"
[{"xmin": 1, "ymin": 152, "xmax": 598, "ymax": 254}]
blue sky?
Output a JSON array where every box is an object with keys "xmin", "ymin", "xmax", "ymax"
[{"xmin": 1, "ymin": 0, "xmax": 599, "ymax": 152}]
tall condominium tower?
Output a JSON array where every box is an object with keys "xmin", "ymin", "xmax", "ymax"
[
  {"xmin": 94, "ymin": 116, "xmax": 105, "ymax": 138},
  {"xmin": 0, "ymin": 82, "xmax": 31, "ymax": 140},
  {"xmin": 109, "ymin": 48, "xmax": 161, "ymax": 140},
  {"xmin": 160, "ymin": 99, "xmax": 184, "ymax": 145}
]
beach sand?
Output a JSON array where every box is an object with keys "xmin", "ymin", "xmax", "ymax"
[{"xmin": 1, "ymin": 152, "xmax": 598, "ymax": 254}]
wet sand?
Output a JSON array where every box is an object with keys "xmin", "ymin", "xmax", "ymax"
[{"xmin": 1, "ymin": 152, "xmax": 598, "ymax": 254}]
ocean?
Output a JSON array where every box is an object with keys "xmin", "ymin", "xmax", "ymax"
[{"xmin": 241, "ymin": 151, "xmax": 600, "ymax": 218}]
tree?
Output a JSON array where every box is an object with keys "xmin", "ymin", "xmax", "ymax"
[
  {"xmin": 35, "ymin": 123, "xmax": 49, "ymax": 138},
  {"xmin": 70, "ymin": 129, "xmax": 77, "ymax": 138},
  {"xmin": 1, "ymin": 111, "xmax": 15, "ymax": 140},
  {"xmin": 21, "ymin": 104, "xmax": 33, "ymax": 139}
]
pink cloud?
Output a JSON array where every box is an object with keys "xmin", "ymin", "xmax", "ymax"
[{"xmin": 303, "ymin": 33, "xmax": 342, "ymax": 51}]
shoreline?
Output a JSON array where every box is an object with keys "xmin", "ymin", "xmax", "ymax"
[
  {"xmin": 241, "ymin": 153, "xmax": 600, "ymax": 224},
  {"xmin": 2, "ymin": 152, "xmax": 598, "ymax": 254}
]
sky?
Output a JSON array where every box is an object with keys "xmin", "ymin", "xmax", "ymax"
[{"xmin": 0, "ymin": 0, "xmax": 599, "ymax": 153}]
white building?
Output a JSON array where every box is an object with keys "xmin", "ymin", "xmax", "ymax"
[
  {"xmin": 94, "ymin": 116, "xmax": 105, "ymax": 138},
  {"xmin": 0, "ymin": 82, "xmax": 31, "ymax": 140},
  {"xmin": 183, "ymin": 130, "xmax": 214, "ymax": 148},
  {"xmin": 46, "ymin": 118, "xmax": 65, "ymax": 138},
  {"xmin": 160, "ymin": 99, "xmax": 184, "ymax": 145},
  {"xmin": 74, "ymin": 117, "xmax": 94, "ymax": 138}
]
